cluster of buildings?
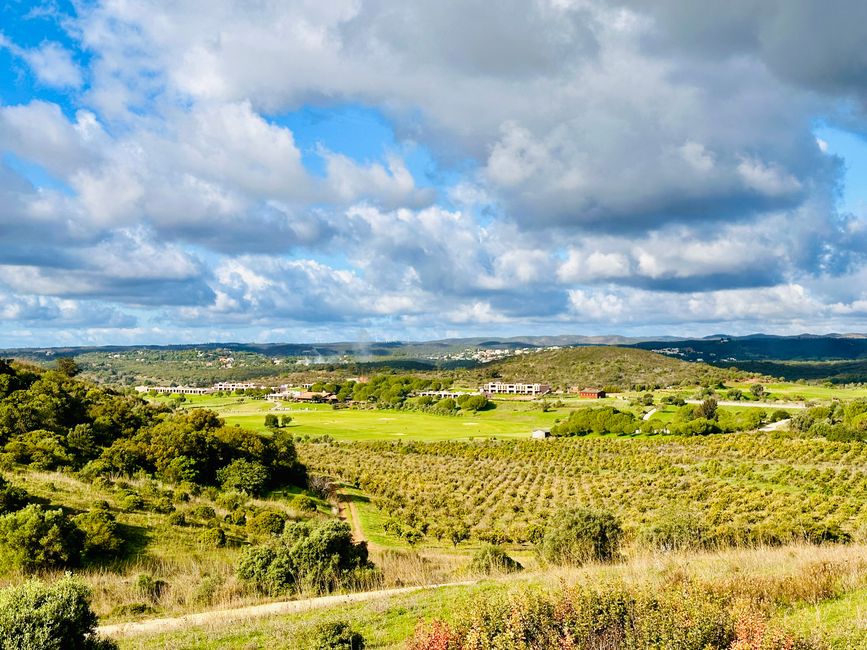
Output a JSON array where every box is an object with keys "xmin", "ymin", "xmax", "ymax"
[
  {"xmin": 135, "ymin": 381, "xmax": 268, "ymax": 395},
  {"xmin": 425, "ymin": 345, "xmax": 564, "ymax": 364},
  {"xmin": 479, "ymin": 382, "xmax": 552, "ymax": 396}
]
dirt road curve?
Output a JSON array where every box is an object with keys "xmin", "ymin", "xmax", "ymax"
[{"xmin": 97, "ymin": 582, "xmax": 473, "ymax": 639}]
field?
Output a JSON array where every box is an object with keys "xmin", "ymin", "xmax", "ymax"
[
  {"xmin": 154, "ymin": 394, "xmax": 579, "ymax": 441},
  {"xmin": 299, "ymin": 433, "xmax": 867, "ymax": 548}
]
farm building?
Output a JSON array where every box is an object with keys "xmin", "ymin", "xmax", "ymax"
[
  {"xmin": 575, "ymin": 388, "xmax": 606, "ymax": 399},
  {"xmin": 531, "ymin": 429, "xmax": 551, "ymax": 439}
]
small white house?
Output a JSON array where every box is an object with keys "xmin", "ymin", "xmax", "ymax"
[{"xmin": 531, "ymin": 429, "xmax": 551, "ymax": 440}]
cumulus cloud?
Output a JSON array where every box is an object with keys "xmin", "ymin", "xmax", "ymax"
[{"xmin": 2, "ymin": 0, "xmax": 867, "ymax": 344}]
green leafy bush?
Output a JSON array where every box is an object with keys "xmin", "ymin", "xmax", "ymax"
[
  {"xmin": 199, "ymin": 526, "xmax": 226, "ymax": 547},
  {"xmin": 73, "ymin": 510, "xmax": 123, "ymax": 560},
  {"xmin": 539, "ymin": 508, "xmax": 622, "ymax": 566},
  {"xmin": 469, "ymin": 544, "xmax": 522, "ymax": 574},
  {"xmin": 0, "ymin": 474, "xmax": 28, "ymax": 514},
  {"xmin": 246, "ymin": 509, "xmax": 287, "ymax": 537},
  {"xmin": 310, "ymin": 620, "xmax": 365, "ymax": 649},
  {"xmin": 0, "ymin": 575, "xmax": 117, "ymax": 650},
  {"xmin": 0, "ymin": 505, "xmax": 83, "ymax": 573},
  {"xmin": 119, "ymin": 493, "xmax": 144, "ymax": 512},
  {"xmin": 237, "ymin": 520, "xmax": 372, "ymax": 595},
  {"xmin": 292, "ymin": 494, "xmax": 318, "ymax": 512}
]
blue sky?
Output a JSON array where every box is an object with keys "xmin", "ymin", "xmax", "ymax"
[{"xmin": 2, "ymin": 1, "xmax": 867, "ymax": 347}]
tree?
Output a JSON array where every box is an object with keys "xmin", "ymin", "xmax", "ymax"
[
  {"xmin": 217, "ymin": 459, "xmax": 270, "ymax": 495},
  {"xmin": 696, "ymin": 397, "xmax": 718, "ymax": 421},
  {"xmin": 55, "ymin": 358, "xmax": 81, "ymax": 377},
  {"xmin": 280, "ymin": 414, "xmax": 293, "ymax": 427},
  {"xmin": 264, "ymin": 414, "xmax": 280, "ymax": 429},
  {"xmin": 750, "ymin": 384, "xmax": 765, "ymax": 399},
  {"xmin": 0, "ymin": 575, "xmax": 117, "ymax": 650}
]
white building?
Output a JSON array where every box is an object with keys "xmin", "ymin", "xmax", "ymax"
[
  {"xmin": 135, "ymin": 386, "xmax": 213, "ymax": 395},
  {"xmin": 480, "ymin": 382, "xmax": 552, "ymax": 396}
]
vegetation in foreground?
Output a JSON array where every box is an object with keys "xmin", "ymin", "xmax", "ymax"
[{"xmin": 111, "ymin": 543, "xmax": 867, "ymax": 649}]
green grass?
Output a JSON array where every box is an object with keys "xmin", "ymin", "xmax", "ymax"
[
  {"xmin": 777, "ymin": 586, "xmax": 867, "ymax": 648},
  {"xmin": 157, "ymin": 396, "xmax": 576, "ymax": 441}
]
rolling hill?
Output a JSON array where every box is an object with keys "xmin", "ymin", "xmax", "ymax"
[{"xmin": 464, "ymin": 346, "xmax": 756, "ymax": 389}]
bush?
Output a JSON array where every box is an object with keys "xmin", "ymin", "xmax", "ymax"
[
  {"xmin": 167, "ymin": 512, "xmax": 186, "ymax": 526},
  {"xmin": 190, "ymin": 504, "xmax": 217, "ymax": 521},
  {"xmin": 0, "ymin": 575, "xmax": 117, "ymax": 650},
  {"xmin": 539, "ymin": 508, "xmax": 622, "ymax": 566},
  {"xmin": 199, "ymin": 526, "xmax": 226, "ymax": 547},
  {"xmin": 192, "ymin": 575, "xmax": 223, "ymax": 606},
  {"xmin": 135, "ymin": 574, "xmax": 167, "ymax": 603},
  {"xmin": 119, "ymin": 494, "xmax": 144, "ymax": 512},
  {"xmin": 644, "ymin": 509, "xmax": 708, "ymax": 552},
  {"xmin": 73, "ymin": 510, "xmax": 123, "ymax": 560},
  {"xmin": 0, "ymin": 474, "xmax": 28, "ymax": 514},
  {"xmin": 237, "ymin": 520, "xmax": 371, "ymax": 595},
  {"xmin": 217, "ymin": 459, "xmax": 270, "ymax": 495},
  {"xmin": 0, "ymin": 505, "xmax": 83, "ymax": 572},
  {"xmin": 247, "ymin": 509, "xmax": 287, "ymax": 537},
  {"xmin": 310, "ymin": 620, "xmax": 365, "ymax": 649},
  {"xmin": 469, "ymin": 544, "xmax": 522, "ymax": 575},
  {"xmin": 150, "ymin": 496, "xmax": 175, "ymax": 514},
  {"xmin": 292, "ymin": 494, "xmax": 318, "ymax": 512}
]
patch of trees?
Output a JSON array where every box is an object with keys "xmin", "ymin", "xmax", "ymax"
[
  {"xmin": 0, "ymin": 360, "xmax": 306, "ymax": 495},
  {"xmin": 551, "ymin": 407, "xmax": 638, "ymax": 436},
  {"xmin": 790, "ymin": 399, "xmax": 867, "ymax": 442},
  {"xmin": 0, "ymin": 476, "xmax": 124, "ymax": 574}
]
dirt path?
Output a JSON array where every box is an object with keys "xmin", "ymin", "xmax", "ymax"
[
  {"xmin": 346, "ymin": 498, "xmax": 367, "ymax": 544},
  {"xmin": 97, "ymin": 582, "xmax": 474, "ymax": 639}
]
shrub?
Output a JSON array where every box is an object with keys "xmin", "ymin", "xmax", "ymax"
[
  {"xmin": 539, "ymin": 508, "xmax": 622, "ymax": 566},
  {"xmin": 237, "ymin": 520, "xmax": 371, "ymax": 595},
  {"xmin": 216, "ymin": 490, "xmax": 247, "ymax": 511},
  {"xmin": 0, "ymin": 575, "xmax": 117, "ymax": 650},
  {"xmin": 292, "ymin": 494, "xmax": 318, "ymax": 512},
  {"xmin": 469, "ymin": 544, "xmax": 522, "ymax": 575},
  {"xmin": 200, "ymin": 526, "xmax": 226, "ymax": 547},
  {"xmin": 135, "ymin": 574, "xmax": 167, "ymax": 603},
  {"xmin": 247, "ymin": 509, "xmax": 287, "ymax": 537},
  {"xmin": 644, "ymin": 509, "xmax": 708, "ymax": 552},
  {"xmin": 192, "ymin": 575, "xmax": 223, "ymax": 606},
  {"xmin": 0, "ymin": 505, "xmax": 83, "ymax": 573},
  {"xmin": 0, "ymin": 474, "xmax": 28, "ymax": 514},
  {"xmin": 190, "ymin": 504, "xmax": 217, "ymax": 521},
  {"xmin": 150, "ymin": 496, "xmax": 175, "ymax": 514},
  {"xmin": 119, "ymin": 494, "xmax": 144, "ymax": 512},
  {"xmin": 310, "ymin": 620, "xmax": 365, "ymax": 649},
  {"xmin": 217, "ymin": 459, "xmax": 270, "ymax": 495},
  {"xmin": 167, "ymin": 511, "xmax": 186, "ymax": 526},
  {"xmin": 73, "ymin": 510, "xmax": 123, "ymax": 560}
]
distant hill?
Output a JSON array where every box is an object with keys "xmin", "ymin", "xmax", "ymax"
[
  {"xmin": 630, "ymin": 336, "xmax": 867, "ymax": 362},
  {"xmin": 463, "ymin": 346, "xmax": 755, "ymax": 390}
]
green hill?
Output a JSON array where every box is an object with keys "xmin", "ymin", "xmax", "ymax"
[{"xmin": 465, "ymin": 346, "xmax": 754, "ymax": 390}]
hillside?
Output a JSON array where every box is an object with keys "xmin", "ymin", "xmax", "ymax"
[{"xmin": 465, "ymin": 346, "xmax": 754, "ymax": 390}]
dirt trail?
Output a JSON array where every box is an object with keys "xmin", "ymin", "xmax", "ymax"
[{"xmin": 98, "ymin": 582, "xmax": 474, "ymax": 639}]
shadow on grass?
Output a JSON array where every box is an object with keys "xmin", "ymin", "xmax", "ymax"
[{"xmin": 340, "ymin": 492, "xmax": 370, "ymax": 505}]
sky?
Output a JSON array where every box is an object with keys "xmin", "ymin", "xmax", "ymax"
[{"xmin": 2, "ymin": 1, "xmax": 867, "ymax": 347}]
